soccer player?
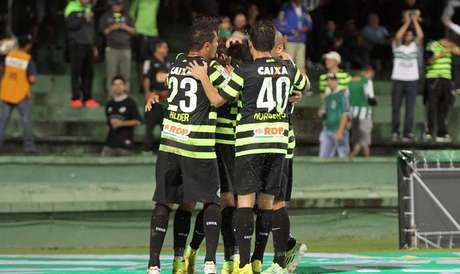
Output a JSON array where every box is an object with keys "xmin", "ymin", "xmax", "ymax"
[
  {"xmin": 188, "ymin": 21, "xmax": 307, "ymax": 274},
  {"xmin": 250, "ymin": 31, "xmax": 309, "ymax": 274},
  {"xmin": 184, "ymin": 39, "xmax": 254, "ymax": 274},
  {"xmin": 145, "ymin": 17, "xmax": 227, "ymax": 274}
]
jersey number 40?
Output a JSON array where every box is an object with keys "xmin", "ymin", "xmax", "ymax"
[
  {"xmin": 257, "ymin": 76, "xmax": 291, "ymax": 113},
  {"xmin": 167, "ymin": 76, "xmax": 198, "ymax": 112}
]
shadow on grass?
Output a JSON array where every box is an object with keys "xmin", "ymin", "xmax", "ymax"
[{"xmin": 296, "ymin": 265, "xmax": 405, "ymax": 273}]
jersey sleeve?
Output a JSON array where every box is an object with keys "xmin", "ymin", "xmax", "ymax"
[
  {"xmin": 219, "ymin": 68, "xmax": 244, "ymax": 102},
  {"xmin": 207, "ymin": 61, "xmax": 229, "ymax": 89},
  {"xmin": 292, "ymin": 67, "xmax": 306, "ymax": 92}
]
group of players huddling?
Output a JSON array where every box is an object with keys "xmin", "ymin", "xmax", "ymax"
[{"xmin": 145, "ymin": 17, "xmax": 310, "ymax": 274}]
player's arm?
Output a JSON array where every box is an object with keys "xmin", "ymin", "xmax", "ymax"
[
  {"xmin": 187, "ymin": 60, "xmax": 226, "ymax": 107},
  {"xmin": 144, "ymin": 84, "xmax": 169, "ymax": 113},
  {"xmin": 188, "ymin": 60, "xmax": 242, "ymax": 107},
  {"xmin": 293, "ymin": 67, "xmax": 307, "ymax": 93}
]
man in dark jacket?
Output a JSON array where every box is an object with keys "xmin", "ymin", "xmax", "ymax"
[{"xmin": 65, "ymin": 0, "xmax": 100, "ymax": 108}]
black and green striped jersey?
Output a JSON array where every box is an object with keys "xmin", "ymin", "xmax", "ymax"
[
  {"xmin": 220, "ymin": 57, "xmax": 307, "ymax": 157},
  {"xmin": 286, "ymin": 120, "xmax": 296, "ymax": 159},
  {"xmin": 319, "ymin": 70, "xmax": 351, "ymax": 93},
  {"xmin": 216, "ymin": 102, "xmax": 238, "ymax": 145},
  {"xmin": 426, "ymin": 40, "xmax": 453, "ymax": 80},
  {"xmin": 159, "ymin": 54, "xmax": 228, "ymax": 159}
]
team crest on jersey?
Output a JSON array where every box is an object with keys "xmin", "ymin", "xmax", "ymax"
[
  {"xmin": 119, "ymin": 106, "xmax": 127, "ymax": 113},
  {"xmin": 253, "ymin": 126, "xmax": 285, "ymax": 138},
  {"xmin": 163, "ymin": 124, "xmax": 190, "ymax": 139}
]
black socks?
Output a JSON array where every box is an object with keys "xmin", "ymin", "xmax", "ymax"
[
  {"xmin": 204, "ymin": 203, "xmax": 221, "ymax": 262},
  {"xmin": 148, "ymin": 204, "xmax": 171, "ymax": 268},
  {"xmin": 236, "ymin": 207, "xmax": 254, "ymax": 268},
  {"xmin": 272, "ymin": 207, "xmax": 290, "ymax": 268},
  {"xmin": 252, "ymin": 209, "xmax": 272, "ymax": 262},
  {"xmin": 221, "ymin": 206, "xmax": 236, "ymax": 260},
  {"xmin": 189, "ymin": 208, "xmax": 205, "ymax": 250},
  {"xmin": 173, "ymin": 209, "xmax": 192, "ymax": 257}
]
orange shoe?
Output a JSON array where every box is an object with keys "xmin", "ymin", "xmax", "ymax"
[
  {"xmin": 71, "ymin": 99, "xmax": 83, "ymax": 108},
  {"xmin": 84, "ymin": 99, "xmax": 101, "ymax": 108}
]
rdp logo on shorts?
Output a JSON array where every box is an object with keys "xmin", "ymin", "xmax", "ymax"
[
  {"xmin": 164, "ymin": 124, "xmax": 190, "ymax": 139},
  {"xmin": 254, "ymin": 127, "xmax": 285, "ymax": 138}
]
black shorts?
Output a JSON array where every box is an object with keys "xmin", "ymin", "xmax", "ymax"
[
  {"xmin": 234, "ymin": 153, "xmax": 285, "ymax": 196},
  {"xmin": 153, "ymin": 151, "xmax": 220, "ymax": 204},
  {"xmin": 277, "ymin": 158, "xmax": 293, "ymax": 201},
  {"xmin": 216, "ymin": 144, "xmax": 235, "ymax": 193}
]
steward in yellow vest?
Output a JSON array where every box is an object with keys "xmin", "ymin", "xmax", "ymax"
[{"xmin": 0, "ymin": 35, "xmax": 37, "ymax": 153}]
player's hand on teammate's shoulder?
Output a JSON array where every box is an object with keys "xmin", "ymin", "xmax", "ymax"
[
  {"xmin": 225, "ymin": 64, "xmax": 234, "ymax": 74},
  {"xmin": 187, "ymin": 60, "xmax": 208, "ymax": 81},
  {"xmin": 279, "ymin": 51, "xmax": 292, "ymax": 61},
  {"xmin": 145, "ymin": 92, "xmax": 160, "ymax": 112}
]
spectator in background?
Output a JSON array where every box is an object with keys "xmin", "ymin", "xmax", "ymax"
[
  {"xmin": 232, "ymin": 12, "xmax": 248, "ymax": 36},
  {"xmin": 319, "ymin": 73, "xmax": 350, "ymax": 158},
  {"xmin": 0, "ymin": 35, "xmax": 37, "ymax": 153},
  {"xmin": 142, "ymin": 40, "xmax": 169, "ymax": 152},
  {"xmin": 130, "ymin": 0, "xmax": 160, "ymax": 90},
  {"xmin": 318, "ymin": 51, "xmax": 351, "ymax": 104},
  {"xmin": 219, "ymin": 16, "xmax": 232, "ymax": 39},
  {"xmin": 341, "ymin": 19, "xmax": 365, "ymax": 69},
  {"xmin": 247, "ymin": 3, "xmax": 260, "ymax": 29},
  {"xmin": 391, "ymin": 12, "xmax": 423, "ymax": 142},
  {"xmin": 65, "ymin": 0, "xmax": 100, "ymax": 108},
  {"xmin": 275, "ymin": 0, "xmax": 313, "ymax": 73},
  {"xmin": 424, "ymin": 31, "xmax": 460, "ymax": 143},
  {"xmin": 349, "ymin": 66, "xmax": 377, "ymax": 158},
  {"xmin": 362, "ymin": 13, "xmax": 390, "ymax": 69},
  {"xmin": 319, "ymin": 20, "xmax": 343, "ymax": 56},
  {"xmin": 102, "ymin": 75, "xmax": 141, "ymax": 156},
  {"xmin": 99, "ymin": 0, "xmax": 136, "ymax": 97}
]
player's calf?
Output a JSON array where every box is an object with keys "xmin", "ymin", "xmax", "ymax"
[{"xmin": 148, "ymin": 203, "xmax": 172, "ymax": 270}]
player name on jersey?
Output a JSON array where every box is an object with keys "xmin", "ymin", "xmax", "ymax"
[
  {"xmin": 169, "ymin": 66, "xmax": 191, "ymax": 76},
  {"xmin": 169, "ymin": 111, "xmax": 190, "ymax": 122},
  {"xmin": 257, "ymin": 65, "xmax": 289, "ymax": 75},
  {"xmin": 253, "ymin": 112, "xmax": 287, "ymax": 121}
]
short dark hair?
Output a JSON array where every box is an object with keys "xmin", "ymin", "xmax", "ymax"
[
  {"xmin": 227, "ymin": 39, "xmax": 252, "ymax": 66},
  {"xmin": 112, "ymin": 75, "xmax": 126, "ymax": 83},
  {"xmin": 249, "ymin": 21, "xmax": 275, "ymax": 52},
  {"xmin": 17, "ymin": 34, "xmax": 33, "ymax": 48},
  {"xmin": 154, "ymin": 39, "xmax": 167, "ymax": 51},
  {"xmin": 189, "ymin": 16, "xmax": 219, "ymax": 51}
]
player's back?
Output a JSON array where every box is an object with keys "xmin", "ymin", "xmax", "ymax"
[
  {"xmin": 160, "ymin": 54, "xmax": 217, "ymax": 159},
  {"xmin": 235, "ymin": 57, "xmax": 300, "ymax": 156}
]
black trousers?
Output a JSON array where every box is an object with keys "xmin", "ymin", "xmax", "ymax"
[
  {"xmin": 70, "ymin": 43, "xmax": 94, "ymax": 101},
  {"xmin": 425, "ymin": 78, "xmax": 456, "ymax": 136},
  {"xmin": 144, "ymin": 103, "xmax": 164, "ymax": 151}
]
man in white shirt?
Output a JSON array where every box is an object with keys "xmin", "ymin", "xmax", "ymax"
[{"xmin": 391, "ymin": 12, "xmax": 423, "ymax": 142}]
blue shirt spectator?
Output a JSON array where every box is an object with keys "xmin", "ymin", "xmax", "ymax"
[
  {"xmin": 275, "ymin": 0, "xmax": 312, "ymax": 72},
  {"xmin": 275, "ymin": 0, "xmax": 313, "ymax": 43}
]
